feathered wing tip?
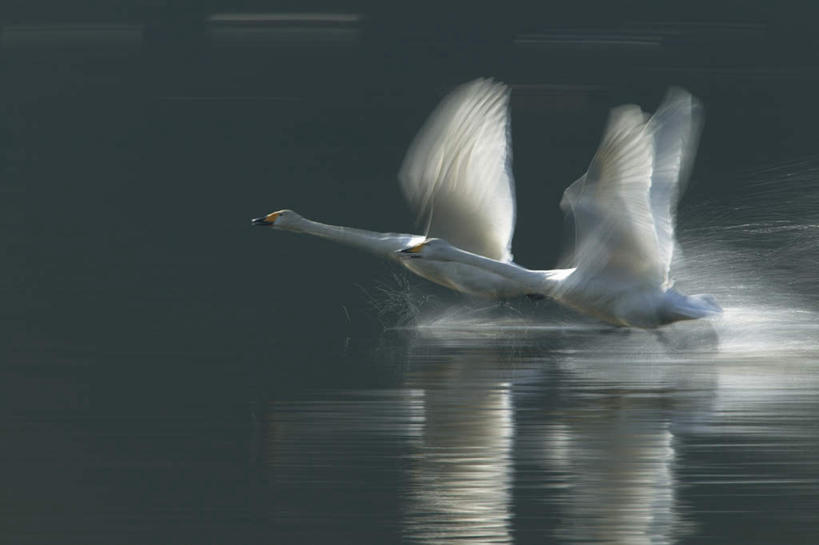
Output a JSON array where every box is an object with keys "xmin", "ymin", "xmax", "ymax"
[
  {"xmin": 646, "ymin": 87, "xmax": 705, "ymax": 287},
  {"xmin": 398, "ymin": 78, "xmax": 517, "ymax": 262},
  {"xmin": 557, "ymin": 87, "xmax": 704, "ymax": 289},
  {"xmin": 607, "ymin": 104, "xmax": 651, "ymax": 135},
  {"xmin": 557, "ymin": 103, "xmax": 654, "ymax": 273},
  {"xmin": 399, "ymin": 78, "xmax": 509, "ymax": 214},
  {"xmin": 648, "ymin": 87, "xmax": 704, "ymax": 202}
]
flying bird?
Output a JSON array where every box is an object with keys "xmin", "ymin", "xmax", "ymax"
[{"xmin": 253, "ymin": 79, "xmax": 720, "ymax": 327}]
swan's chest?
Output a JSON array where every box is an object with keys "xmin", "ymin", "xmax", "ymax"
[
  {"xmin": 557, "ymin": 275, "xmax": 667, "ymax": 327},
  {"xmin": 402, "ymin": 260, "xmax": 526, "ymax": 299}
]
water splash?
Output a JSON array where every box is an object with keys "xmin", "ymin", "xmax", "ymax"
[{"xmin": 675, "ymin": 156, "xmax": 819, "ymax": 358}]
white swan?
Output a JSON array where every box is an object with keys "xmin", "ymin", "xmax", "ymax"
[
  {"xmin": 253, "ymin": 78, "xmax": 531, "ymax": 298},
  {"xmin": 397, "ymin": 88, "xmax": 722, "ymax": 327}
]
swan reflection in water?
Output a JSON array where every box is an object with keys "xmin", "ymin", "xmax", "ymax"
[
  {"xmin": 400, "ymin": 316, "xmax": 716, "ymax": 545},
  {"xmin": 399, "ymin": 333, "xmax": 518, "ymax": 544},
  {"xmin": 398, "ymin": 290, "xmax": 819, "ymax": 544},
  {"xmin": 258, "ymin": 314, "xmax": 720, "ymax": 543},
  {"xmin": 258, "ymin": 298, "xmax": 819, "ymax": 544}
]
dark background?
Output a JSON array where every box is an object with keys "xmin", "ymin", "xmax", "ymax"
[{"xmin": 2, "ymin": 2, "xmax": 819, "ymax": 543}]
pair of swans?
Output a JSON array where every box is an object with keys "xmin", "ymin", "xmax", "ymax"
[{"xmin": 252, "ymin": 79, "xmax": 721, "ymax": 327}]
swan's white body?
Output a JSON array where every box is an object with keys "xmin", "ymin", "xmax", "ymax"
[
  {"xmin": 400, "ymin": 238, "xmax": 720, "ymax": 327},
  {"xmin": 253, "ymin": 79, "xmax": 721, "ymax": 327}
]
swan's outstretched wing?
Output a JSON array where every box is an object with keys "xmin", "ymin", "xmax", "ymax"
[
  {"xmin": 560, "ymin": 105, "xmax": 659, "ymax": 286},
  {"xmin": 398, "ymin": 78, "xmax": 516, "ymax": 262},
  {"xmin": 647, "ymin": 88, "xmax": 703, "ymax": 286},
  {"xmin": 560, "ymin": 89, "xmax": 702, "ymax": 289}
]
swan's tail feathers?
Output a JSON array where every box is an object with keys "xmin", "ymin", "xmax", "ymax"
[
  {"xmin": 660, "ymin": 292, "xmax": 722, "ymax": 324},
  {"xmin": 660, "ymin": 293, "xmax": 722, "ymax": 323},
  {"xmin": 690, "ymin": 294, "xmax": 722, "ymax": 314}
]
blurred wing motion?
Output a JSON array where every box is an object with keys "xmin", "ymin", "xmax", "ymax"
[
  {"xmin": 560, "ymin": 89, "xmax": 702, "ymax": 289},
  {"xmin": 398, "ymin": 79, "xmax": 516, "ymax": 262},
  {"xmin": 647, "ymin": 88, "xmax": 703, "ymax": 286}
]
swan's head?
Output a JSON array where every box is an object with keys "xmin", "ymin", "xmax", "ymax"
[
  {"xmin": 251, "ymin": 209, "xmax": 302, "ymax": 229},
  {"xmin": 397, "ymin": 238, "xmax": 456, "ymax": 261}
]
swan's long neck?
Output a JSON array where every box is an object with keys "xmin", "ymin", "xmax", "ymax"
[
  {"xmin": 439, "ymin": 247, "xmax": 569, "ymax": 295},
  {"xmin": 282, "ymin": 217, "xmax": 416, "ymax": 257}
]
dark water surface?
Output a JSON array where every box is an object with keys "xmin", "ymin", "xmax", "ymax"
[{"xmin": 3, "ymin": 4, "xmax": 819, "ymax": 544}]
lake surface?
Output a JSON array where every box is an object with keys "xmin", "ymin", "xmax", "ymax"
[
  {"xmin": 6, "ymin": 298, "xmax": 819, "ymax": 544},
  {"xmin": 2, "ymin": 5, "xmax": 819, "ymax": 544}
]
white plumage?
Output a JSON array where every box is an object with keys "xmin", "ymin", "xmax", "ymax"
[
  {"xmin": 399, "ymin": 79, "xmax": 516, "ymax": 262},
  {"xmin": 253, "ymin": 79, "xmax": 720, "ymax": 327}
]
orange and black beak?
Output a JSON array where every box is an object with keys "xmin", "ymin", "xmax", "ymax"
[
  {"xmin": 251, "ymin": 211, "xmax": 281, "ymax": 226},
  {"xmin": 398, "ymin": 241, "xmax": 426, "ymax": 258}
]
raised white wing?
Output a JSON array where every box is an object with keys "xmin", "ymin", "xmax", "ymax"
[
  {"xmin": 560, "ymin": 89, "xmax": 702, "ymax": 289},
  {"xmin": 560, "ymin": 104, "xmax": 659, "ymax": 285},
  {"xmin": 398, "ymin": 78, "xmax": 516, "ymax": 262},
  {"xmin": 647, "ymin": 88, "xmax": 703, "ymax": 287}
]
